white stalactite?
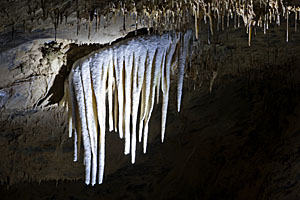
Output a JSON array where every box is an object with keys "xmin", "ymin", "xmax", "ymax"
[
  {"xmin": 161, "ymin": 33, "xmax": 179, "ymax": 143},
  {"xmin": 124, "ymin": 47, "xmax": 133, "ymax": 155},
  {"xmin": 138, "ymin": 44, "xmax": 155, "ymax": 144},
  {"xmin": 114, "ymin": 49, "xmax": 125, "ymax": 139},
  {"xmin": 108, "ymin": 51, "xmax": 114, "ymax": 132},
  {"xmin": 68, "ymin": 77, "xmax": 78, "ymax": 162},
  {"xmin": 71, "ymin": 68, "xmax": 92, "ymax": 185},
  {"xmin": 131, "ymin": 44, "xmax": 146, "ymax": 164},
  {"xmin": 177, "ymin": 30, "xmax": 192, "ymax": 112},
  {"xmin": 67, "ymin": 30, "xmax": 192, "ymax": 185},
  {"xmin": 81, "ymin": 59, "xmax": 98, "ymax": 186},
  {"xmin": 143, "ymin": 43, "xmax": 166, "ymax": 154}
]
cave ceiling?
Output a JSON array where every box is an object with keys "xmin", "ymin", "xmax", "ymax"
[{"xmin": 1, "ymin": 0, "xmax": 300, "ymax": 46}]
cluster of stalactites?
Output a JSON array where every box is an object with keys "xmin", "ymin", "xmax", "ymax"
[
  {"xmin": 31, "ymin": 0, "xmax": 300, "ymax": 45},
  {"xmin": 65, "ymin": 30, "xmax": 192, "ymax": 185},
  {"xmin": 104, "ymin": 0, "xmax": 300, "ymax": 45}
]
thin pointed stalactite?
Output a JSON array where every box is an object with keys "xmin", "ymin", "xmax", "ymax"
[
  {"xmin": 295, "ymin": 10, "xmax": 297, "ymax": 32},
  {"xmin": 138, "ymin": 45, "xmax": 155, "ymax": 144},
  {"xmin": 287, "ymin": 9, "xmax": 289, "ymax": 42},
  {"xmin": 248, "ymin": 21, "xmax": 253, "ymax": 46},
  {"xmin": 108, "ymin": 54, "xmax": 114, "ymax": 133},
  {"xmin": 67, "ymin": 30, "xmax": 192, "ymax": 185},
  {"xmin": 142, "ymin": 47, "xmax": 165, "ymax": 154},
  {"xmin": 114, "ymin": 48, "xmax": 125, "ymax": 139},
  {"xmin": 177, "ymin": 30, "xmax": 192, "ymax": 112},
  {"xmin": 124, "ymin": 49, "xmax": 133, "ymax": 155},
  {"xmin": 161, "ymin": 33, "xmax": 179, "ymax": 143},
  {"xmin": 66, "ymin": 83, "xmax": 73, "ymax": 139},
  {"xmin": 68, "ymin": 77, "xmax": 79, "ymax": 161},
  {"xmin": 131, "ymin": 46, "xmax": 146, "ymax": 164}
]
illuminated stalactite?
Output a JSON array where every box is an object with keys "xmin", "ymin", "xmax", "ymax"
[{"xmin": 67, "ymin": 30, "xmax": 192, "ymax": 185}]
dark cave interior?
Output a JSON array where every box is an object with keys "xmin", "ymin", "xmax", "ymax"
[{"xmin": 1, "ymin": 1, "xmax": 300, "ymax": 200}]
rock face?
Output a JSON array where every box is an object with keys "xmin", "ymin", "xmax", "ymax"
[{"xmin": 1, "ymin": 3, "xmax": 300, "ymax": 199}]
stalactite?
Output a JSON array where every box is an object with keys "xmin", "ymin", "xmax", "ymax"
[
  {"xmin": 124, "ymin": 48, "xmax": 133, "ymax": 155},
  {"xmin": 138, "ymin": 41, "xmax": 156, "ymax": 150},
  {"xmin": 68, "ymin": 30, "xmax": 192, "ymax": 185},
  {"xmin": 287, "ymin": 8, "xmax": 289, "ymax": 42},
  {"xmin": 108, "ymin": 56, "xmax": 114, "ymax": 132},
  {"xmin": 177, "ymin": 30, "xmax": 192, "ymax": 112},
  {"xmin": 264, "ymin": 14, "xmax": 266, "ymax": 34},
  {"xmin": 81, "ymin": 59, "xmax": 98, "ymax": 186},
  {"xmin": 295, "ymin": 9, "xmax": 297, "ymax": 32},
  {"xmin": 71, "ymin": 68, "xmax": 92, "ymax": 185},
  {"xmin": 234, "ymin": 9, "xmax": 237, "ymax": 28},
  {"xmin": 114, "ymin": 48, "xmax": 124, "ymax": 139},
  {"xmin": 217, "ymin": 9, "xmax": 221, "ymax": 31},
  {"xmin": 131, "ymin": 45, "xmax": 146, "ymax": 164},
  {"xmin": 161, "ymin": 32, "xmax": 179, "ymax": 143},
  {"xmin": 66, "ymin": 81, "xmax": 73, "ymax": 139},
  {"xmin": 68, "ymin": 77, "xmax": 79, "ymax": 162},
  {"xmin": 248, "ymin": 21, "xmax": 253, "ymax": 46}
]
